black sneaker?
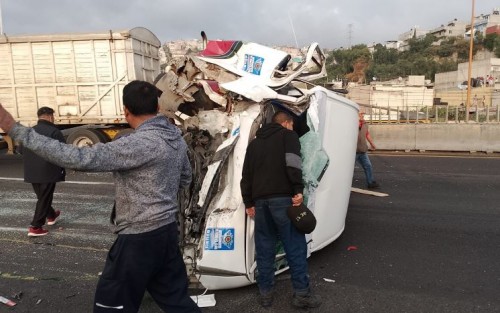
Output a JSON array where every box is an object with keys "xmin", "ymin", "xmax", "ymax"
[
  {"xmin": 367, "ymin": 181, "xmax": 380, "ymax": 189},
  {"xmin": 259, "ymin": 292, "xmax": 274, "ymax": 308},
  {"xmin": 292, "ymin": 293, "xmax": 322, "ymax": 309}
]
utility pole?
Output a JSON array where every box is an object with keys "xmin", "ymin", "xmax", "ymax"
[
  {"xmin": 348, "ymin": 24, "xmax": 353, "ymax": 49},
  {"xmin": 466, "ymin": 0, "xmax": 476, "ymax": 122},
  {"xmin": 0, "ymin": 0, "xmax": 4, "ymax": 35}
]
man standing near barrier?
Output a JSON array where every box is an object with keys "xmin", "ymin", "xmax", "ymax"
[
  {"xmin": 0, "ymin": 81, "xmax": 201, "ymax": 313},
  {"xmin": 356, "ymin": 112, "xmax": 380, "ymax": 189}
]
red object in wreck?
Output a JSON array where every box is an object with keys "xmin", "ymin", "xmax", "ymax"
[
  {"xmin": 347, "ymin": 246, "xmax": 358, "ymax": 251},
  {"xmin": 199, "ymin": 41, "xmax": 243, "ymax": 58}
]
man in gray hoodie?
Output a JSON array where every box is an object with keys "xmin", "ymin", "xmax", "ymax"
[{"xmin": 0, "ymin": 81, "xmax": 201, "ymax": 313}]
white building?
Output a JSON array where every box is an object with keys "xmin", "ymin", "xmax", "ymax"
[
  {"xmin": 347, "ymin": 76, "xmax": 434, "ymax": 109},
  {"xmin": 466, "ymin": 8, "xmax": 500, "ymax": 37},
  {"xmin": 434, "ymin": 58, "xmax": 500, "ymax": 91},
  {"xmin": 429, "ymin": 19, "xmax": 467, "ymax": 39}
]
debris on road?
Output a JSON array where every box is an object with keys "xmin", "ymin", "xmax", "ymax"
[
  {"xmin": 351, "ymin": 187, "xmax": 389, "ymax": 197},
  {"xmin": 190, "ymin": 293, "xmax": 216, "ymax": 308},
  {"xmin": 12, "ymin": 291, "xmax": 23, "ymax": 300},
  {"xmin": 323, "ymin": 278, "xmax": 335, "ymax": 283},
  {"xmin": 347, "ymin": 245, "xmax": 358, "ymax": 251},
  {"xmin": 0, "ymin": 296, "xmax": 16, "ymax": 307}
]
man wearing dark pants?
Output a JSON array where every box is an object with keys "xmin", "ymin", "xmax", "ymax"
[
  {"xmin": 356, "ymin": 112, "xmax": 380, "ymax": 189},
  {"xmin": 0, "ymin": 81, "xmax": 200, "ymax": 313},
  {"xmin": 23, "ymin": 106, "xmax": 65, "ymax": 237},
  {"xmin": 240, "ymin": 111, "xmax": 321, "ymax": 309}
]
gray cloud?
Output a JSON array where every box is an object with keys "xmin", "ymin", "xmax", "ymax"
[{"xmin": 1, "ymin": 0, "xmax": 496, "ymax": 48}]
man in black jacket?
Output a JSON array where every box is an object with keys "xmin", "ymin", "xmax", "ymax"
[
  {"xmin": 240, "ymin": 111, "xmax": 321, "ymax": 309},
  {"xmin": 24, "ymin": 107, "xmax": 65, "ymax": 237}
]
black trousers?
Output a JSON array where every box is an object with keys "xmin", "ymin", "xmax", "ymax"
[
  {"xmin": 93, "ymin": 223, "xmax": 201, "ymax": 313},
  {"xmin": 31, "ymin": 183, "xmax": 57, "ymax": 228}
]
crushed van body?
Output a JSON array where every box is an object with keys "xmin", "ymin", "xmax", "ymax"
[{"xmin": 155, "ymin": 36, "xmax": 359, "ymax": 290}]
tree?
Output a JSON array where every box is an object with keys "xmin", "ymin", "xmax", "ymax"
[
  {"xmin": 325, "ymin": 33, "xmax": 483, "ymax": 83},
  {"xmin": 484, "ymin": 33, "xmax": 500, "ymax": 51}
]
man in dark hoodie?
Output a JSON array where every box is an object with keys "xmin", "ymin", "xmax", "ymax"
[
  {"xmin": 240, "ymin": 111, "xmax": 321, "ymax": 309},
  {"xmin": 23, "ymin": 106, "xmax": 66, "ymax": 237},
  {"xmin": 0, "ymin": 81, "xmax": 200, "ymax": 313}
]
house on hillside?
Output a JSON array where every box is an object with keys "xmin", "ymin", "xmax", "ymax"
[
  {"xmin": 347, "ymin": 75, "xmax": 434, "ymax": 109},
  {"xmin": 429, "ymin": 19, "xmax": 467, "ymax": 39},
  {"xmin": 465, "ymin": 8, "xmax": 500, "ymax": 37}
]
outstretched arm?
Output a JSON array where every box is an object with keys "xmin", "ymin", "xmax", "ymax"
[{"xmin": 0, "ymin": 104, "xmax": 15, "ymax": 133}]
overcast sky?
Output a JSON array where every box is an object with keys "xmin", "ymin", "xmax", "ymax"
[{"xmin": 0, "ymin": 0, "xmax": 496, "ymax": 49}]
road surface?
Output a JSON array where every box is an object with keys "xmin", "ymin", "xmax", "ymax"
[{"xmin": 0, "ymin": 151, "xmax": 499, "ymax": 312}]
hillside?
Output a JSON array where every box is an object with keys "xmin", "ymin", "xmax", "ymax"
[{"xmin": 325, "ymin": 33, "xmax": 500, "ymax": 84}]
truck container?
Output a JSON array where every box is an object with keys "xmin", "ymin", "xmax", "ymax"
[{"xmin": 0, "ymin": 27, "xmax": 160, "ymax": 149}]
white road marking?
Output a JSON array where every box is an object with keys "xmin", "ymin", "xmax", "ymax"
[
  {"xmin": 0, "ymin": 177, "xmax": 113, "ymax": 185},
  {"xmin": 351, "ymin": 187, "xmax": 389, "ymax": 197}
]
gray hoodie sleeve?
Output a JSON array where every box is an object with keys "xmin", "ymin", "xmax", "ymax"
[{"xmin": 9, "ymin": 124, "xmax": 159, "ymax": 172}]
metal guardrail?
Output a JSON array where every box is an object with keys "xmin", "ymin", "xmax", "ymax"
[{"xmin": 362, "ymin": 105, "xmax": 500, "ymax": 124}]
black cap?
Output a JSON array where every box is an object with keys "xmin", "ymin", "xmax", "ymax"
[
  {"xmin": 287, "ymin": 203, "xmax": 317, "ymax": 234},
  {"xmin": 37, "ymin": 106, "xmax": 55, "ymax": 117}
]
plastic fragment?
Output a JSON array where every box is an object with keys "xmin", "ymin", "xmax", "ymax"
[
  {"xmin": 0, "ymin": 296, "xmax": 16, "ymax": 307},
  {"xmin": 323, "ymin": 278, "xmax": 335, "ymax": 283},
  {"xmin": 347, "ymin": 245, "xmax": 358, "ymax": 251}
]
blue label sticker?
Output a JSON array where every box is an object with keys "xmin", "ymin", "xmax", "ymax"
[
  {"xmin": 243, "ymin": 54, "xmax": 264, "ymax": 75},
  {"xmin": 232, "ymin": 127, "xmax": 240, "ymax": 136},
  {"xmin": 205, "ymin": 228, "xmax": 235, "ymax": 250}
]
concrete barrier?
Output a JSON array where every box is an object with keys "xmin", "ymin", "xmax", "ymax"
[{"xmin": 370, "ymin": 124, "xmax": 500, "ymax": 153}]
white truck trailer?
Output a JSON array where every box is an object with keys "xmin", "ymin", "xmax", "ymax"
[{"xmin": 0, "ymin": 27, "xmax": 161, "ymax": 151}]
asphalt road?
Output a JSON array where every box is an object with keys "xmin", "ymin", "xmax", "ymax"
[{"xmin": 0, "ymin": 151, "xmax": 499, "ymax": 313}]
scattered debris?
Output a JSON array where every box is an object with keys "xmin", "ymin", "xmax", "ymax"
[
  {"xmin": 65, "ymin": 294, "xmax": 76, "ymax": 299},
  {"xmin": 351, "ymin": 187, "xmax": 389, "ymax": 197},
  {"xmin": 323, "ymin": 278, "xmax": 336, "ymax": 283},
  {"xmin": 0, "ymin": 296, "xmax": 16, "ymax": 307},
  {"xmin": 347, "ymin": 246, "xmax": 358, "ymax": 251},
  {"xmin": 36, "ymin": 299, "xmax": 43, "ymax": 305},
  {"xmin": 190, "ymin": 293, "xmax": 216, "ymax": 308},
  {"xmin": 12, "ymin": 292, "xmax": 23, "ymax": 300}
]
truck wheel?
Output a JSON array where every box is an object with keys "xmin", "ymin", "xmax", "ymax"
[{"xmin": 67, "ymin": 129, "xmax": 108, "ymax": 147}]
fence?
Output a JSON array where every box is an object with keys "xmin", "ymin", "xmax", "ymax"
[{"xmin": 363, "ymin": 105, "xmax": 500, "ymax": 124}]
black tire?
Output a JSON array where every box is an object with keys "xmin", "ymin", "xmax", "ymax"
[{"xmin": 66, "ymin": 129, "xmax": 108, "ymax": 147}]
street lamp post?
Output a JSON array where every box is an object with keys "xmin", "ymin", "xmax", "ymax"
[{"xmin": 466, "ymin": 0, "xmax": 476, "ymax": 122}]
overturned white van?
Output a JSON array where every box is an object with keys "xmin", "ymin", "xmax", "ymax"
[{"xmin": 155, "ymin": 37, "xmax": 359, "ymax": 290}]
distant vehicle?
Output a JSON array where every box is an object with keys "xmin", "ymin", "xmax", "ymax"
[
  {"xmin": 155, "ymin": 35, "xmax": 359, "ymax": 289},
  {"xmin": 0, "ymin": 27, "xmax": 161, "ymax": 148}
]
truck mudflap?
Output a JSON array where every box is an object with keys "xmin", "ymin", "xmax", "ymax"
[{"xmin": 155, "ymin": 35, "xmax": 359, "ymax": 290}]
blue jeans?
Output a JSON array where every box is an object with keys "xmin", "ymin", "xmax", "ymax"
[
  {"xmin": 356, "ymin": 152, "xmax": 375, "ymax": 185},
  {"xmin": 254, "ymin": 197, "xmax": 310, "ymax": 296}
]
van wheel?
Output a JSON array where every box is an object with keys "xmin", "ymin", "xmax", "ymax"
[{"xmin": 67, "ymin": 129, "xmax": 108, "ymax": 147}]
